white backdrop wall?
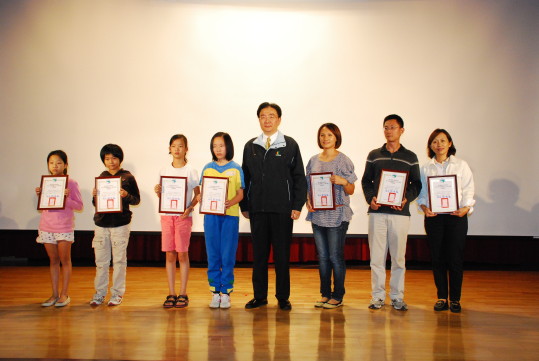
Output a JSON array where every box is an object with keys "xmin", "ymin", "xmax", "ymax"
[{"xmin": 1, "ymin": 0, "xmax": 538, "ymax": 236}]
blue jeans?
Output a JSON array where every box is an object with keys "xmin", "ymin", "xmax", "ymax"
[{"xmin": 312, "ymin": 222, "xmax": 349, "ymax": 301}]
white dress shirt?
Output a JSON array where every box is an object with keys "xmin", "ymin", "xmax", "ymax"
[{"xmin": 417, "ymin": 155, "xmax": 475, "ymax": 214}]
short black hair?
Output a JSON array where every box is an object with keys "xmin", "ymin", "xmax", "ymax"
[
  {"xmin": 317, "ymin": 123, "xmax": 342, "ymax": 149},
  {"xmin": 47, "ymin": 150, "xmax": 68, "ymax": 175},
  {"xmin": 257, "ymin": 102, "xmax": 282, "ymax": 118},
  {"xmin": 427, "ymin": 128, "xmax": 457, "ymax": 158},
  {"xmin": 210, "ymin": 132, "xmax": 234, "ymax": 161},
  {"xmin": 100, "ymin": 144, "xmax": 124, "ymax": 163},
  {"xmin": 383, "ymin": 114, "xmax": 404, "ymax": 128}
]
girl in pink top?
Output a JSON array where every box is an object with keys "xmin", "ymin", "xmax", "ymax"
[{"xmin": 35, "ymin": 150, "xmax": 83, "ymax": 307}]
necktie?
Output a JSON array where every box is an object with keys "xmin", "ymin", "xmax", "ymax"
[{"xmin": 265, "ymin": 137, "xmax": 271, "ymax": 150}]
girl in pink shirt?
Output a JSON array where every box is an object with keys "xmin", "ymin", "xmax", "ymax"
[{"xmin": 35, "ymin": 150, "xmax": 83, "ymax": 307}]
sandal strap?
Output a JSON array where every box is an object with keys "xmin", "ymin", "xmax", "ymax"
[
  {"xmin": 163, "ymin": 295, "xmax": 177, "ymax": 307},
  {"xmin": 175, "ymin": 295, "xmax": 189, "ymax": 308}
]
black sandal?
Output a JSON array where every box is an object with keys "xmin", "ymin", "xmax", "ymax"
[
  {"xmin": 163, "ymin": 295, "xmax": 177, "ymax": 308},
  {"xmin": 176, "ymin": 295, "xmax": 189, "ymax": 308}
]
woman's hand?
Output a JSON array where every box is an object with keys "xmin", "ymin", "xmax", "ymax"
[
  {"xmin": 331, "ymin": 175, "xmax": 347, "ymax": 186},
  {"xmin": 306, "ymin": 197, "xmax": 314, "ymax": 213},
  {"xmin": 421, "ymin": 204, "xmax": 437, "ymax": 217},
  {"xmin": 332, "ymin": 175, "xmax": 355, "ymax": 195},
  {"xmin": 35, "ymin": 187, "xmax": 41, "ymax": 196}
]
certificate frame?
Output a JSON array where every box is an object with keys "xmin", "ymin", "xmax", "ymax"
[
  {"xmin": 427, "ymin": 175, "xmax": 459, "ymax": 214},
  {"xmin": 309, "ymin": 172, "xmax": 336, "ymax": 211},
  {"xmin": 199, "ymin": 176, "xmax": 229, "ymax": 216},
  {"xmin": 95, "ymin": 176, "xmax": 123, "ymax": 213},
  {"xmin": 376, "ymin": 169, "xmax": 409, "ymax": 207},
  {"xmin": 37, "ymin": 175, "xmax": 68, "ymax": 210},
  {"xmin": 159, "ymin": 176, "xmax": 188, "ymax": 214}
]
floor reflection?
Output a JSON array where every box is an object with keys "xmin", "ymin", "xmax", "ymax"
[
  {"xmin": 317, "ymin": 309, "xmax": 345, "ymax": 361},
  {"xmin": 433, "ymin": 312, "xmax": 464, "ymax": 361}
]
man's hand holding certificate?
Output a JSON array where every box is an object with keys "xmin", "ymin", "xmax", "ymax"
[{"xmin": 375, "ymin": 169, "xmax": 409, "ymax": 207}]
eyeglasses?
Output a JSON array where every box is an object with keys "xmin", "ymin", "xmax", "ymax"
[
  {"xmin": 259, "ymin": 115, "xmax": 277, "ymax": 120},
  {"xmin": 384, "ymin": 126, "xmax": 400, "ymax": 131}
]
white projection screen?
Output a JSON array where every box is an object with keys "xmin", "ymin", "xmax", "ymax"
[{"xmin": 1, "ymin": 0, "xmax": 538, "ymax": 236}]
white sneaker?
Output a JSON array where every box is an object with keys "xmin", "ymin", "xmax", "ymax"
[
  {"xmin": 368, "ymin": 298, "xmax": 385, "ymax": 310},
  {"xmin": 90, "ymin": 294, "xmax": 105, "ymax": 306},
  {"xmin": 391, "ymin": 298, "xmax": 408, "ymax": 311},
  {"xmin": 220, "ymin": 294, "xmax": 231, "ymax": 309},
  {"xmin": 108, "ymin": 294, "xmax": 123, "ymax": 306},
  {"xmin": 209, "ymin": 293, "xmax": 221, "ymax": 308}
]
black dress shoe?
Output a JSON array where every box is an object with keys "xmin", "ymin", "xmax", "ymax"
[
  {"xmin": 434, "ymin": 299, "xmax": 448, "ymax": 311},
  {"xmin": 449, "ymin": 300, "xmax": 461, "ymax": 313},
  {"xmin": 278, "ymin": 299, "xmax": 292, "ymax": 311},
  {"xmin": 245, "ymin": 298, "xmax": 268, "ymax": 309}
]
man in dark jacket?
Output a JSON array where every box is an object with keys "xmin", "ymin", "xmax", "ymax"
[{"xmin": 240, "ymin": 102, "xmax": 307, "ymax": 311}]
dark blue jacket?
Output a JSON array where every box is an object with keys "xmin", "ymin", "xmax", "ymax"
[{"xmin": 240, "ymin": 133, "xmax": 307, "ymax": 214}]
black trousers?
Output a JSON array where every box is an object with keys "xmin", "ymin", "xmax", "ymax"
[
  {"xmin": 425, "ymin": 215, "xmax": 468, "ymax": 301},
  {"xmin": 250, "ymin": 212, "xmax": 293, "ymax": 300}
]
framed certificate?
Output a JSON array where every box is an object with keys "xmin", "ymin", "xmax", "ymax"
[
  {"xmin": 310, "ymin": 172, "xmax": 335, "ymax": 211},
  {"xmin": 159, "ymin": 176, "xmax": 188, "ymax": 214},
  {"xmin": 37, "ymin": 175, "xmax": 68, "ymax": 210},
  {"xmin": 427, "ymin": 175, "xmax": 459, "ymax": 214},
  {"xmin": 376, "ymin": 169, "xmax": 409, "ymax": 207},
  {"xmin": 95, "ymin": 176, "xmax": 123, "ymax": 213},
  {"xmin": 199, "ymin": 176, "xmax": 228, "ymax": 216}
]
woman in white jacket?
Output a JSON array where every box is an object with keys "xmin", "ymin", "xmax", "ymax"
[{"xmin": 418, "ymin": 129, "xmax": 475, "ymax": 313}]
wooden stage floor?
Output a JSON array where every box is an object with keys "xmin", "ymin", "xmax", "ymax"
[{"xmin": 0, "ymin": 266, "xmax": 538, "ymax": 361}]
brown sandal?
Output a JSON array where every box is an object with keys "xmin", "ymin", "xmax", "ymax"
[
  {"xmin": 175, "ymin": 295, "xmax": 189, "ymax": 308},
  {"xmin": 163, "ymin": 295, "xmax": 177, "ymax": 308}
]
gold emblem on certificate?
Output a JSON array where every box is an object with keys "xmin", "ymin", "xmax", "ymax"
[
  {"xmin": 427, "ymin": 175, "xmax": 459, "ymax": 214},
  {"xmin": 159, "ymin": 176, "xmax": 188, "ymax": 214},
  {"xmin": 199, "ymin": 176, "xmax": 229, "ymax": 216},
  {"xmin": 310, "ymin": 172, "xmax": 336, "ymax": 211},
  {"xmin": 95, "ymin": 176, "xmax": 123, "ymax": 213},
  {"xmin": 37, "ymin": 175, "xmax": 68, "ymax": 210},
  {"xmin": 376, "ymin": 169, "xmax": 409, "ymax": 207}
]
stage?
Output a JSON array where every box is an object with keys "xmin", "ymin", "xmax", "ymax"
[{"xmin": 0, "ymin": 266, "xmax": 538, "ymax": 360}]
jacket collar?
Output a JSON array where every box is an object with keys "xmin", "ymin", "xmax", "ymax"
[{"xmin": 254, "ymin": 131, "xmax": 286, "ymax": 149}]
